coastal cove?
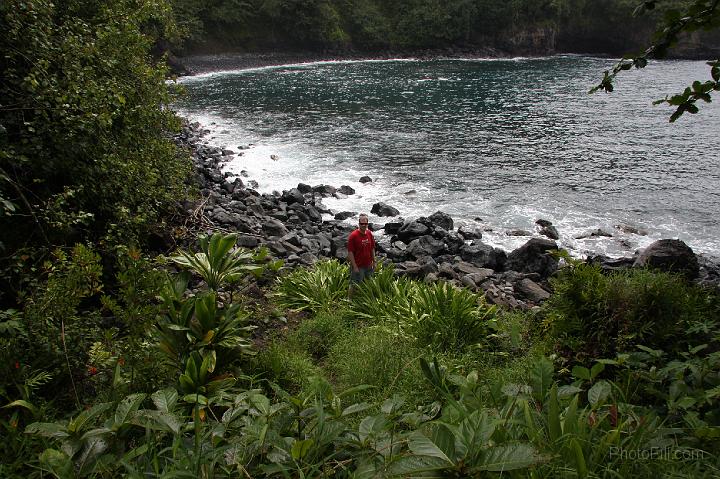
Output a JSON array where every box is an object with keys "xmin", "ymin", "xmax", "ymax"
[{"xmin": 174, "ymin": 55, "xmax": 720, "ymax": 261}]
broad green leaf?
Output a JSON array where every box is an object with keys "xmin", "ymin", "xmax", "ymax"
[
  {"xmin": 341, "ymin": 402, "xmax": 372, "ymax": 416},
  {"xmin": 571, "ymin": 366, "xmax": 590, "ymax": 381},
  {"xmin": 590, "ymin": 362, "xmax": 605, "ymax": 380},
  {"xmin": 570, "ymin": 438, "xmax": 588, "ymax": 478},
  {"xmin": 151, "ymin": 388, "xmax": 178, "ymax": 414},
  {"xmin": 114, "ymin": 394, "xmax": 146, "ymax": 428},
  {"xmin": 69, "ymin": 403, "xmax": 112, "ymax": 433},
  {"xmin": 530, "ymin": 357, "xmax": 554, "ymax": 400},
  {"xmin": 477, "ymin": 443, "xmax": 543, "ymax": 471},
  {"xmin": 25, "ymin": 422, "xmax": 70, "ymax": 439},
  {"xmin": 358, "ymin": 414, "xmax": 388, "ymax": 442},
  {"xmin": 588, "ymin": 381, "xmax": 611, "ymax": 407},
  {"xmin": 408, "ymin": 431, "xmax": 454, "ymax": 464},
  {"xmin": 291, "ymin": 438, "xmax": 314, "ymax": 460}
]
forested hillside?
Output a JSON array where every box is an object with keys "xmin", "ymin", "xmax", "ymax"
[{"xmin": 170, "ymin": 0, "xmax": 671, "ymax": 55}]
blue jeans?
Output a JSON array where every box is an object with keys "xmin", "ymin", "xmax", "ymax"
[{"xmin": 350, "ymin": 266, "xmax": 374, "ymax": 283}]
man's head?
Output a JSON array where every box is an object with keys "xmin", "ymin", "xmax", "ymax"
[{"xmin": 358, "ymin": 213, "xmax": 369, "ymax": 232}]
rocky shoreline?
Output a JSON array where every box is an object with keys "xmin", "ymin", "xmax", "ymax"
[
  {"xmin": 174, "ymin": 121, "xmax": 720, "ymax": 309},
  {"xmin": 174, "ymin": 47, "xmax": 549, "ymax": 76}
]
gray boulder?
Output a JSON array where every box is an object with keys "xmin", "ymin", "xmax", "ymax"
[
  {"xmin": 427, "ymin": 211, "xmax": 454, "ymax": 231},
  {"xmin": 458, "ymin": 225, "xmax": 483, "ymax": 240},
  {"xmin": 459, "ymin": 243, "xmax": 506, "ymax": 270},
  {"xmin": 359, "ymin": 176, "xmax": 372, "ymax": 183},
  {"xmin": 262, "ymin": 218, "xmax": 289, "ymax": 237},
  {"xmin": 515, "ymin": 278, "xmax": 551, "ymax": 303},
  {"xmin": 634, "ymin": 239, "xmax": 699, "ymax": 279},
  {"xmin": 334, "ymin": 211, "xmax": 356, "ymax": 220},
  {"xmin": 338, "ymin": 185, "xmax": 355, "ymax": 195},
  {"xmin": 297, "ymin": 183, "xmax": 313, "ymax": 193},
  {"xmin": 397, "ymin": 220, "xmax": 431, "ymax": 243},
  {"xmin": 383, "ymin": 218, "xmax": 405, "ymax": 235},
  {"xmin": 371, "ymin": 202, "xmax": 400, "ymax": 217},
  {"xmin": 406, "ymin": 235, "xmax": 446, "ymax": 258},
  {"xmin": 505, "ymin": 238, "xmax": 558, "ymax": 277},
  {"xmin": 539, "ymin": 225, "xmax": 560, "ymax": 240},
  {"xmin": 281, "ymin": 188, "xmax": 305, "ymax": 205}
]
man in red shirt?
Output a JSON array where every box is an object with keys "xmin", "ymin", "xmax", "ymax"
[{"xmin": 347, "ymin": 213, "xmax": 375, "ymax": 285}]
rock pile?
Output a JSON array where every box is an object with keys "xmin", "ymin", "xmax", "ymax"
[{"xmin": 175, "ymin": 121, "xmax": 718, "ymax": 309}]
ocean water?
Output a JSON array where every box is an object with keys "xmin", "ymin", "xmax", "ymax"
[{"xmin": 174, "ymin": 56, "xmax": 720, "ymax": 258}]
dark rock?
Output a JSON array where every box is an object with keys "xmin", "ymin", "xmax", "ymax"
[
  {"xmin": 371, "ymin": 202, "xmax": 400, "ymax": 217},
  {"xmin": 535, "ymin": 219, "xmax": 553, "ymax": 228},
  {"xmin": 359, "ymin": 176, "xmax": 372, "ymax": 183},
  {"xmin": 458, "ymin": 225, "xmax": 483, "ymax": 240},
  {"xmin": 454, "ymin": 261, "xmax": 493, "ymax": 276},
  {"xmin": 444, "ymin": 232, "xmax": 465, "ymax": 255},
  {"xmin": 304, "ymin": 205, "xmax": 323, "ymax": 223},
  {"xmin": 221, "ymin": 149, "xmax": 234, "ymax": 156},
  {"xmin": 395, "ymin": 261, "xmax": 423, "ymax": 278},
  {"xmin": 312, "ymin": 184, "xmax": 337, "ymax": 196},
  {"xmin": 416, "ymin": 256, "xmax": 439, "ymax": 276},
  {"xmin": 406, "ymin": 235, "xmax": 446, "ymax": 258},
  {"xmin": 281, "ymin": 188, "xmax": 305, "ymax": 205},
  {"xmin": 633, "ymin": 239, "xmax": 699, "ymax": 279},
  {"xmin": 383, "ymin": 218, "xmax": 405, "ymax": 235},
  {"xmin": 299, "ymin": 252, "xmax": 318, "ymax": 265},
  {"xmin": 427, "ymin": 211, "xmax": 454, "ymax": 231},
  {"xmin": 506, "ymin": 229, "xmax": 533, "ymax": 237},
  {"xmin": 438, "ymin": 262, "xmax": 457, "ymax": 279},
  {"xmin": 397, "ymin": 220, "xmax": 431, "ymax": 243},
  {"xmin": 505, "ymin": 238, "xmax": 559, "ymax": 278},
  {"xmin": 539, "ymin": 225, "xmax": 560, "ymax": 240},
  {"xmin": 297, "ymin": 183, "xmax": 313, "ymax": 193},
  {"xmin": 615, "ymin": 224, "xmax": 648, "ymax": 236},
  {"xmin": 515, "ymin": 278, "xmax": 551, "ymax": 303},
  {"xmin": 587, "ymin": 255, "xmax": 636, "ymax": 272},
  {"xmin": 212, "ymin": 209, "xmax": 243, "ymax": 226},
  {"xmin": 334, "ymin": 211, "xmax": 356, "ymax": 220},
  {"xmin": 236, "ymin": 234, "xmax": 259, "ymax": 248},
  {"xmin": 246, "ymin": 203, "xmax": 265, "ymax": 217},
  {"xmin": 459, "ymin": 243, "xmax": 506, "ymax": 270},
  {"xmin": 262, "ymin": 218, "xmax": 289, "ymax": 237},
  {"xmin": 338, "ymin": 185, "xmax": 355, "ymax": 195},
  {"xmin": 575, "ymin": 229, "xmax": 613, "ymax": 239}
]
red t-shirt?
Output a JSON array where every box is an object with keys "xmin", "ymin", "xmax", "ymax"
[{"xmin": 347, "ymin": 229, "xmax": 375, "ymax": 268}]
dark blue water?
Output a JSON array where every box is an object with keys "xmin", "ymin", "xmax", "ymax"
[{"xmin": 175, "ymin": 56, "xmax": 720, "ymax": 257}]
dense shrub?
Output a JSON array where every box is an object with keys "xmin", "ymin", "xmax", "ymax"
[
  {"xmin": 543, "ymin": 263, "xmax": 720, "ymax": 363},
  {"xmin": 289, "ymin": 310, "xmax": 349, "ymax": 360}
]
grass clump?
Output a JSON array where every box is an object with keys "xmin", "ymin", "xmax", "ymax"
[{"xmin": 275, "ymin": 259, "xmax": 349, "ymax": 314}]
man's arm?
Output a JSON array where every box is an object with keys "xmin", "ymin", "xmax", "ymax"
[{"xmin": 348, "ymin": 250, "xmax": 359, "ymax": 272}]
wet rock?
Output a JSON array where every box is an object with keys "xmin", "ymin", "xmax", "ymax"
[
  {"xmin": 615, "ymin": 224, "xmax": 648, "ymax": 236},
  {"xmin": 338, "ymin": 185, "xmax": 355, "ymax": 195},
  {"xmin": 313, "ymin": 184, "xmax": 337, "ymax": 196},
  {"xmin": 539, "ymin": 225, "xmax": 559, "ymax": 240},
  {"xmin": 371, "ymin": 202, "xmax": 400, "ymax": 217},
  {"xmin": 587, "ymin": 255, "xmax": 636, "ymax": 272},
  {"xmin": 334, "ymin": 211, "xmax": 356, "ymax": 220},
  {"xmin": 634, "ymin": 239, "xmax": 699, "ymax": 279},
  {"xmin": 535, "ymin": 219, "xmax": 553, "ymax": 228},
  {"xmin": 281, "ymin": 188, "xmax": 305, "ymax": 205},
  {"xmin": 383, "ymin": 218, "xmax": 405, "ymax": 235},
  {"xmin": 458, "ymin": 225, "xmax": 483, "ymax": 240},
  {"xmin": 359, "ymin": 176, "xmax": 373, "ymax": 183},
  {"xmin": 427, "ymin": 211, "xmax": 454, "ymax": 231},
  {"xmin": 444, "ymin": 231, "xmax": 465, "ymax": 255},
  {"xmin": 438, "ymin": 262, "xmax": 457, "ymax": 279},
  {"xmin": 506, "ymin": 229, "xmax": 533, "ymax": 237},
  {"xmin": 297, "ymin": 183, "xmax": 313, "ymax": 193},
  {"xmin": 575, "ymin": 229, "xmax": 613, "ymax": 239}
]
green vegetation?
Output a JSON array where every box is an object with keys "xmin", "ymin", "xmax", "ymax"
[
  {"xmin": 2, "ymin": 0, "xmax": 720, "ymax": 476},
  {"xmin": 169, "ymin": 0, "xmax": 667, "ymax": 54}
]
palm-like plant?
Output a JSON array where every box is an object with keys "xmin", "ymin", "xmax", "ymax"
[{"xmin": 170, "ymin": 233, "xmax": 264, "ymax": 291}]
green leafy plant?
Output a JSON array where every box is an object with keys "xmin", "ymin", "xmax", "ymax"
[
  {"xmin": 275, "ymin": 259, "xmax": 349, "ymax": 314},
  {"xmin": 170, "ymin": 232, "xmax": 266, "ymax": 291}
]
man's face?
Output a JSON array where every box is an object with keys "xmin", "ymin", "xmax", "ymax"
[{"xmin": 359, "ymin": 217, "xmax": 368, "ymax": 232}]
